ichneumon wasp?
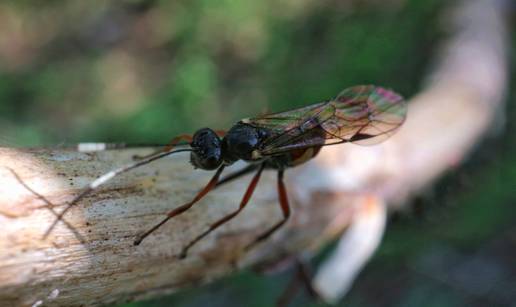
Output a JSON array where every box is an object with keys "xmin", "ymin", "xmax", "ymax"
[{"xmin": 46, "ymin": 85, "xmax": 407, "ymax": 259}]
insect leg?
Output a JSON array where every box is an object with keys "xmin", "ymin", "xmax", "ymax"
[
  {"xmin": 178, "ymin": 163, "xmax": 265, "ymax": 259},
  {"xmin": 296, "ymin": 259, "xmax": 321, "ymax": 302},
  {"xmin": 43, "ymin": 148, "xmax": 192, "ymax": 239},
  {"xmin": 277, "ymin": 259, "xmax": 322, "ymax": 307},
  {"xmin": 133, "ymin": 134, "xmax": 193, "ymax": 160},
  {"xmin": 134, "ymin": 165, "xmax": 225, "ymax": 245},
  {"xmin": 215, "ymin": 164, "xmax": 260, "ymax": 188},
  {"xmin": 245, "ymin": 169, "xmax": 290, "ymax": 251},
  {"xmin": 277, "ymin": 268, "xmax": 302, "ymax": 307}
]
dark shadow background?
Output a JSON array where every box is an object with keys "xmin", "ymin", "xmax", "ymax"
[{"xmin": 0, "ymin": 0, "xmax": 514, "ymax": 306}]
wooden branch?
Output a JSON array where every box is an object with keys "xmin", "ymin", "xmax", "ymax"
[
  {"xmin": 312, "ymin": 0, "xmax": 508, "ymax": 301},
  {"xmin": 0, "ymin": 0, "xmax": 508, "ymax": 306},
  {"xmin": 0, "ymin": 148, "xmax": 346, "ymax": 306}
]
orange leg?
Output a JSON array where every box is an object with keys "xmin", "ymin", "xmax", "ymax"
[
  {"xmin": 245, "ymin": 169, "xmax": 290, "ymax": 251},
  {"xmin": 215, "ymin": 164, "xmax": 260, "ymax": 188},
  {"xmin": 178, "ymin": 163, "xmax": 265, "ymax": 258},
  {"xmin": 45, "ymin": 146, "xmax": 193, "ymax": 239},
  {"xmin": 134, "ymin": 165, "xmax": 225, "ymax": 246}
]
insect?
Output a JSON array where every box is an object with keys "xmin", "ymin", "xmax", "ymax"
[{"xmin": 46, "ymin": 85, "xmax": 407, "ymax": 259}]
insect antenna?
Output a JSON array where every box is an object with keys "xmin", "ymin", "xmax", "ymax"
[{"xmin": 43, "ymin": 147, "xmax": 193, "ymax": 239}]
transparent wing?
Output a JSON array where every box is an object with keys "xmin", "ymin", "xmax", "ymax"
[
  {"xmin": 247, "ymin": 85, "xmax": 407, "ymax": 156},
  {"xmin": 321, "ymin": 85, "xmax": 407, "ymax": 146},
  {"xmin": 245, "ymin": 101, "xmax": 330, "ymax": 133}
]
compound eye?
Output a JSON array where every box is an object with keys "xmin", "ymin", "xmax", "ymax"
[
  {"xmin": 202, "ymin": 155, "xmax": 221, "ymax": 170},
  {"xmin": 190, "ymin": 150, "xmax": 222, "ymax": 170},
  {"xmin": 190, "ymin": 128, "xmax": 222, "ymax": 170}
]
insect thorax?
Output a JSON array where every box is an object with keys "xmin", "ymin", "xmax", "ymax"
[{"xmin": 222, "ymin": 122, "xmax": 270, "ymax": 164}]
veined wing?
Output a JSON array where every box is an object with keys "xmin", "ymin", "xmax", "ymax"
[
  {"xmin": 245, "ymin": 101, "xmax": 335, "ymax": 155},
  {"xmin": 250, "ymin": 85, "xmax": 407, "ymax": 156},
  {"xmin": 321, "ymin": 85, "xmax": 407, "ymax": 145},
  {"xmin": 243, "ymin": 101, "xmax": 331, "ymax": 133}
]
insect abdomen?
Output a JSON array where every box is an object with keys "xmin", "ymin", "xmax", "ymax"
[{"xmin": 286, "ymin": 146, "xmax": 322, "ymax": 166}]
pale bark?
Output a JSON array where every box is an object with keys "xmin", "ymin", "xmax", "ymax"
[
  {"xmin": 0, "ymin": 0, "xmax": 508, "ymax": 306},
  {"xmin": 311, "ymin": 0, "xmax": 508, "ymax": 301}
]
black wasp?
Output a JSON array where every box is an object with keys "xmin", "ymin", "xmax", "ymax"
[{"xmin": 47, "ymin": 85, "xmax": 407, "ymax": 259}]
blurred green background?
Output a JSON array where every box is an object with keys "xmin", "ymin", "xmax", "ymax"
[{"xmin": 0, "ymin": 0, "xmax": 514, "ymax": 306}]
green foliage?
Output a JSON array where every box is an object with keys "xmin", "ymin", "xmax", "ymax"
[{"xmin": 0, "ymin": 0, "xmax": 443, "ymax": 146}]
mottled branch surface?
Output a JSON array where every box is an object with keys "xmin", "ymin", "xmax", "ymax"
[
  {"xmin": 0, "ymin": 0, "xmax": 508, "ymax": 306},
  {"xmin": 0, "ymin": 148, "xmax": 347, "ymax": 306}
]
